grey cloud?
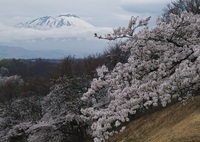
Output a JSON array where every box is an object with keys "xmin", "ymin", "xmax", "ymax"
[{"xmin": 120, "ymin": 0, "xmax": 171, "ymax": 14}]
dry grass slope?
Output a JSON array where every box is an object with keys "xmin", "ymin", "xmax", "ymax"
[{"xmin": 107, "ymin": 96, "xmax": 200, "ymax": 142}]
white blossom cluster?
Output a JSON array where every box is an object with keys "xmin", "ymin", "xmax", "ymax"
[
  {"xmin": 0, "ymin": 75, "xmax": 88, "ymax": 142},
  {"xmin": 81, "ymin": 12, "xmax": 200, "ymax": 142},
  {"xmin": 6, "ymin": 114, "xmax": 80, "ymax": 142},
  {"xmin": 0, "ymin": 75, "xmax": 24, "ymax": 85},
  {"xmin": 94, "ymin": 16, "xmax": 151, "ymax": 40}
]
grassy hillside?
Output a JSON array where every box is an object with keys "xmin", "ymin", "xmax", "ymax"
[{"xmin": 107, "ymin": 96, "xmax": 200, "ymax": 142}]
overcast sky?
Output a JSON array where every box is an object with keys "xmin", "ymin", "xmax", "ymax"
[{"xmin": 1, "ymin": 0, "xmax": 171, "ymax": 27}]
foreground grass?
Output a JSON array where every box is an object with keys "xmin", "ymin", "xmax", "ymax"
[{"xmin": 107, "ymin": 96, "xmax": 200, "ymax": 142}]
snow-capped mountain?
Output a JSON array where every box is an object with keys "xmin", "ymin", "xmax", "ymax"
[{"xmin": 15, "ymin": 14, "xmax": 94, "ymax": 30}]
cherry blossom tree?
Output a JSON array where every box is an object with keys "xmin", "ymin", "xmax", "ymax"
[
  {"xmin": 41, "ymin": 75, "xmax": 91, "ymax": 141},
  {"xmin": 0, "ymin": 75, "xmax": 92, "ymax": 142},
  {"xmin": 81, "ymin": 12, "xmax": 200, "ymax": 142},
  {"xmin": 162, "ymin": 0, "xmax": 200, "ymax": 22}
]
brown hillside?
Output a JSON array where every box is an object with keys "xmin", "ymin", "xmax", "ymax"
[{"xmin": 107, "ymin": 96, "xmax": 200, "ymax": 142}]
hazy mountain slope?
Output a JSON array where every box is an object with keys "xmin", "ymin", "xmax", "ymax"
[
  {"xmin": 108, "ymin": 96, "xmax": 200, "ymax": 142},
  {"xmin": 0, "ymin": 45, "xmax": 67, "ymax": 59}
]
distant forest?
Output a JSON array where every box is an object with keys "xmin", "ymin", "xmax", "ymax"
[{"xmin": 0, "ymin": 42, "xmax": 126, "ymax": 102}]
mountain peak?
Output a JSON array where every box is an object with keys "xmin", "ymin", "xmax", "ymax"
[
  {"xmin": 58, "ymin": 14, "xmax": 79, "ymax": 18},
  {"xmin": 14, "ymin": 14, "xmax": 93, "ymax": 30}
]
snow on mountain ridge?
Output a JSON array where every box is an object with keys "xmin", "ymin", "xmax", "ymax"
[{"xmin": 15, "ymin": 14, "xmax": 94, "ymax": 30}]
